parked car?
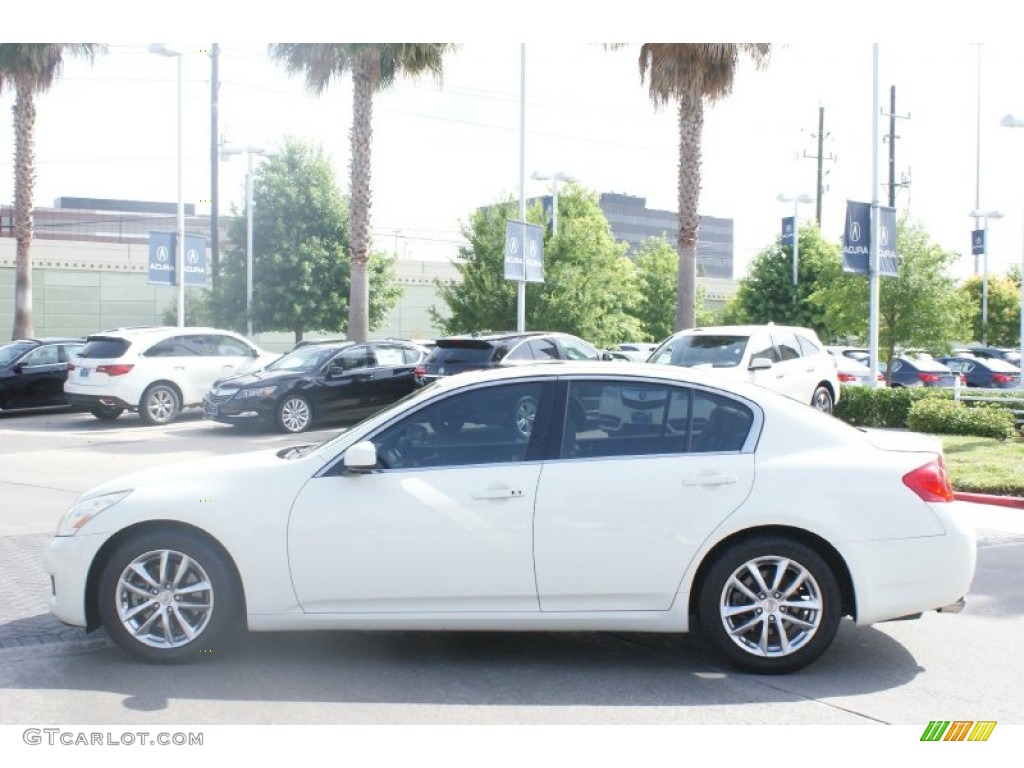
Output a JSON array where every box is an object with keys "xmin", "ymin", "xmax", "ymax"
[
  {"xmin": 65, "ymin": 327, "xmax": 278, "ymax": 425},
  {"xmin": 0, "ymin": 338, "xmax": 84, "ymax": 411},
  {"xmin": 826, "ymin": 345, "xmax": 870, "ymax": 366},
  {"xmin": 607, "ymin": 342, "xmax": 659, "ymax": 362},
  {"xmin": 45, "ymin": 362, "xmax": 975, "ymax": 672},
  {"xmin": 964, "ymin": 344, "xmax": 1021, "ymax": 365},
  {"xmin": 828, "ymin": 349, "xmax": 885, "ymax": 387},
  {"xmin": 885, "ymin": 355, "xmax": 960, "ymax": 388},
  {"xmin": 204, "ymin": 339, "xmax": 430, "ymax": 433},
  {"xmin": 936, "ymin": 356, "xmax": 1022, "ymax": 389},
  {"xmin": 414, "ymin": 331, "xmax": 604, "ymax": 386},
  {"xmin": 650, "ymin": 324, "xmax": 841, "ymax": 412}
]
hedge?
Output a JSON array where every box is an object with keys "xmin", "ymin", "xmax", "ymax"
[{"xmin": 906, "ymin": 399, "xmax": 1017, "ymax": 440}]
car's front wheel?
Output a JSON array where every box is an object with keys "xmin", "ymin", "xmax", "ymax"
[
  {"xmin": 98, "ymin": 530, "xmax": 242, "ymax": 663},
  {"xmin": 276, "ymin": 395, "xmax": 313, "ymax": 433},
  {"xmin": 811, "ymin": 386, "xmax": 834, "ymax": 413},
  {"xmin": 139, "ymin": 383, "xmax": 181, "ymax": 425},
  {"xmin": 697, "ymin": 536, "xmax": 841, "ymax": 674}
]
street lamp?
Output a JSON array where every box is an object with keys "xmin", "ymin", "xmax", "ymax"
[
  {"xmin": 1000, "ymin": 114, "xmax": 1024, "ymax": 381},
  {"xmin": 221, "ymin": 143, "xmax": 278, "ymax": 337},
  {"xmin": 969, "ymin": 209, "xmax": 1004, "ymax": 345},
  {"xmin": 531, "ymin": 170, "xmax": 574, "ymax": 237},
  {"xmin": 776, "ymin": 193, "xmax": 813, "ymax": 286},
  {"xmin": 149, "ymin": 43, "xmax": 185, "ymax": 327}
]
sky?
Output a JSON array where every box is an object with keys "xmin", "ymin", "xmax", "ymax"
[{"xmin": 5, "ymin": 6, "xmax": 1024, "ymax": 287}]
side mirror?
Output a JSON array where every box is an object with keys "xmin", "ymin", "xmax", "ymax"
[
  {"xmin": 12, "ymin": 363, "xmax": 24, "ymax": 374},
  {"xmin": 600, "ymin": 351, "xmax": 615, "ymax": 362},
  {"xmin": 344, "ymin": 440, "xmax": 378, "ymax": 472},
  {"xmin": 748, "ymin": 357, "xmax": 773, "ymax": 371},
  {"xmin": 327, "ymin": 364, "xmax": 344, "ymax": 378}
]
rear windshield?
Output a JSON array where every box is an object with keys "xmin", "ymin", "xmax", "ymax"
[
  {"xmin": 668, "ymin": 335, "xmax": 748, "ymax": 368},
  {"xmin": 427, "ymin": 345, "xmax": 497, "ymax": 365},
  {"xmin": 78, "ymin": 337, "xmax": 132, "ymax": 359}
]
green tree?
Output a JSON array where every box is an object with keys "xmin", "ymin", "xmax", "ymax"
[
  {"xmin": 631, "ymin": 237, "xmax": 713, "ymax": 341},
  {"xmin": 958, "ymin": 272, "xmax": 1020, "ymax": 347},
  {"xmin": 214, "ymin": 138, "xmax": 402, "ymax": 344},
  {"xmin": 813, "ymin": 218, "xmax": 971, "ymax": 378},
  {"xmin": 434, "ymin": 186, "xmax": 642, "ymax": 347},
  {"xmin": 725, "ymin": 223, "xmax": 841, "ymax": 338},
  {"xmin": 0, "ymin": 43, "xmax": 104, "ymax": 339},
  {"xmin": 269, "ymin": 43, "xmax": 456, "ymax": 343},
  {"xmin": 621, "ymin": 43, "xmax": 770, "ymax": 332}
]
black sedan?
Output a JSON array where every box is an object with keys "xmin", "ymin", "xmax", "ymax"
[
  {"xmin": 885, "ymin": 355, "xmax": 960, "ymax": 388},
  {"xmin": 203, "ymin": 340, "xmax": 429, "ymax": 433},
  {"xmin": 937, "ymin": 356, "xmax": 1022, "ymax": 389},
  {"xmin": 0, "ymin": 338, "xmax": 84, "ymax": 411}
]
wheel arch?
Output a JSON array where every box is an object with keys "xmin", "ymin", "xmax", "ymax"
[
  {"xmin": 141, "ymin": 379, "xmax": 185, "ymax": 407},
  {"xmin": 686, "ymin": 525, "xmax": 856, "ymax": 621},
  {"xmin": 84, "ymin": 520, "xmax": 246, "ymax": 632}
]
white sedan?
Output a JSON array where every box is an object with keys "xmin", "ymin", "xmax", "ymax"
[{"xmin": 45, "ymin": 362, "xmax": 976, "ymax": 673}]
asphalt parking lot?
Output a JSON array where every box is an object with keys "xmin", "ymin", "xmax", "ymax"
[{"xmin": 1, "ymin": 405, "xmax": 1023, "ymax": 726}]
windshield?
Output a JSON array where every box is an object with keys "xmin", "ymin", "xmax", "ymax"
[
  {"xmin": 266, "ymin": 346, "xmax": 341, "ymax": 373},
  {"xmin": 667, "ymin": 335, "xmax": 748, "ymax": 368},
  {"xmin": 0, "ymin": 341, "xmax": 33, "ymax": 367}
]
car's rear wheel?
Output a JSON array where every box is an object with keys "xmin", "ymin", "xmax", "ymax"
[
  {"xmin": 139, "ymin": 384, "xmax": 181, "ymax": 425},
  {"xmin": 277, "ymin": 395, "xmax": 313, "ymax": 433},
  {"xmin": 90, "ymin": 404, "xmax": 124, "ymax": 421},
  {"xmin": 697, "ymin": 537, "xmax": 841, "ymax": 674},
  {"xmin": 810, "ymin": 386, "xmax": 834, "ymax": 413},
  {"xmin": 98, "ymin": 530, "xmax": 242, "ymax": 663}
]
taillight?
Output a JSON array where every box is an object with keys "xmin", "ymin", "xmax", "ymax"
[
  {"xmin": 96, "ymin": 364, "xmax": 134, "ymax": 376},
  {"xmin": 992, "ymin": 373, "xmax": 1011, "ymax": 384},
  {"xmin": 837, "ymin": 372, "xmax": 856, "ymax": 382},
  {"xmin": 917, "ymin": 373, "xmax": 940, "ymax": 384},
  {"xmin": 413, "ymin": 366, "xmax": 426, "ymax": 377},
  {"xmin": 902, "ymin": 457, "xmax": 954, "ymax": 502}
]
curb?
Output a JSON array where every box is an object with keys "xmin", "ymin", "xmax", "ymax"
[{"xmin": 954, "ymin": 491, "xmax": 1024, "ymax": 510}]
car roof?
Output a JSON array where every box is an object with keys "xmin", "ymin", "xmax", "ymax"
[
  {"xmin": 5, "ymin": 337, "xmax": 84, "ymax": 345},
  {"xmin": 87, "ymin": 326, "xmax": 249, "ymax": 341},
  {"xmin": 669, "ymin": 324, "xmax": 821, "ymax": 338}
]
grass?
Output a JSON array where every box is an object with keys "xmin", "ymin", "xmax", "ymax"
[{"xmin": 937, "ymin": 434, "xmax": 1024, "ymax": 497}]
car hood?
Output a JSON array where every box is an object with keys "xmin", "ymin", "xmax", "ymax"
[{"xmin": 212, "ymin": 368, "xmax": 303, "ymax": 391}]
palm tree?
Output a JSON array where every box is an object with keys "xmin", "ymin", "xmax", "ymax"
[
  {"xmin": 0, "ymin": 44, "xmax": 104, "ymax": 339},
  {"xmin": 270, "ymin": 44, "xmax": 456, "ymax": 342},
  {"xmin": 628, "ymin": 44, "xmax": 770, "ymax": 331}
]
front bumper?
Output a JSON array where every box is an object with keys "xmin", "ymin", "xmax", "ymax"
[
  {"xmin": 203, "ymin": 395, "xmax": 276, "ymax": 424},
  {"xmin": 44, "ymin": 533, "xmax": 111, "ymax": 628}
]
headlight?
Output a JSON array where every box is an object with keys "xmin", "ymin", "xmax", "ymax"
[
  {"xmin": 237, "ymin": 386, "xmax": 278, "ymax": 398},
  {"xmin": 56, "ymin": 490, "xmax": 131, "ymax": 536}
]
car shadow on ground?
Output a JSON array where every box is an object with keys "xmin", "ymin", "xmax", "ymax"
[{"xmin": 0, "ymin": 620, "xmax": 924, "ymax": 712}]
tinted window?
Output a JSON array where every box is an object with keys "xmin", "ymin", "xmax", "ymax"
[
  {"xmin": 530, "ymin": 339, "xmax": 561, "ymax": 361},
  {"xmin": 60, "ymin": 344, "xmax": 84, "ymax": 362},
  {"xmin": 748, "ymin": 334, "xmax": 777, "ymax": 364},
  {"xmin": 213, "ymin": 335, "xmax": 253, "ymax": 357},
  {"xmin": 78, "ymin": 337, "xmax": 131, "ymax": 359},
  {"xmin": 796, "ymin": 334, "xmax": 821, "ymax": 357},
  {"xmin": 0, "ymin": 341, "xmax": 35, "ymax": 367},
  {"xmin": 144, "ymin": 336, "xmax": 208, "ymax": 357},
  {"xmin": 332, "ymin": 346, "xmax": 374, "ymax": 371},
  {"xmin": 560, "ymin": 338, "xmax": 600, "ymax": 360},
  {"xmin": 427, "ymin": 345, "xmax": 496, "ymax": 365},
  {"xmin": 21, "ymin": 345, "xmax": 60, "ymax": 366},
  {"xmin": 773, "ymin": 332, "xmax": 802, "ymax": 362},
  {"xmin": 690, "ymin": 391, "xmax": 754, "ymax": 453},
  {"xmin": 670, "ymin": 334, "xmax": 748, "ymax": 368},
  {"xmin": 372, "ymin": 382, "xmax": 545, "ymax": 469},
  {"xmin": 503, "ymin": 341, "xmax": 535, "ymax": 361}
]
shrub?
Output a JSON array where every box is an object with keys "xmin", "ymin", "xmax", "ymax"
[
  {"xmin": 907, "ymin": 399, "xmax": 1017, "ymax": 439},
  {"xmin": 834, "ymin": 385, "xmax": 949, "ymax": 428}
]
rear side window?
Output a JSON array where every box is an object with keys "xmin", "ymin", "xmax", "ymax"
[
  {"xmin": 78, "ymin": 337, "xmax": 131, "ymax": 359},
  {"xmin": 427, "ymin": 345, "xmax": 497, "ymax": 365},
  {"xmin": 796, "ymin": 334, "xmax": 821, "ymax": 357}
]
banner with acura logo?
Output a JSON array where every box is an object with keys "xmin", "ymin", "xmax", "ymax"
[
  {"xmin": 781, "ymin": 216, "xmax": 795, "ymax": 246},
  {"xmin": 841, "ymin": 201, "xmax": 898, "ymax": 277},
  {"xmin": 971, "ymin": 229, "xmax": 985, "ymax": 256},
  {"xmin": 148, "ymin": 231, "xmax": 208, "ymax": 287}
]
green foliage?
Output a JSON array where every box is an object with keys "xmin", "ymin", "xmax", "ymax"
[
  {"xmin": 161, "ymin": 290, "xmax": 215, "ymax": 327},
  {"xmin": 727, "ymin": 224, "xmax": 841, "ymax": 339},
  {"xmin": 812, "ymin": 217, "xmax": 970, "ymax": 373},
  {"xmin": 213, "ymin": 138, "xmax": 401, "ymax": 342},
  {"xmin": 957, "ymin": 272, "xmax": 1021, "ymax": 347},
  {"xmin": 907, "ymin": 399, "xmax": 1017, "ymax": 439},
  {"xmin": 832, "ymin": 385, "xmax": 950, "ymax": 428},
  {"xmin": 433, "ymin": 186, "xmax": 643, "ymax": 347},
  {"xmin": 941, "ymin": 435, "xmax": 1024, "ymax": 496},
  {"xmin": 630, "ymin": 238, "xmax": 713, "ymax": 341}
]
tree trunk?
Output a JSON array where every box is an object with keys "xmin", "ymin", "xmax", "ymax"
[
  {"xmin": 12, "ymin": 78, "xmax": 36, "ymax": 340},
  {"xmin": 346, "ymin": 53, "xmax": 375, "ymax": 343},
  {"xmin": 675, "ymin": 94, "xmax": 703, "ymax": 332}
]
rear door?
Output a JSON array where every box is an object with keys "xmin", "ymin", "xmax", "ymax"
[{"xmin": 6, "ymin": 344, "xmax": 65, "ymax": 407}]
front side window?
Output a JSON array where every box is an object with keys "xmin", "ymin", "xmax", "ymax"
[
  {"xmin": 372, "ymin": 382, "xmax": 546, "ymax": 469},
  {"xmin": 331, "ymin": 345, "xmax": 374, "ymax": 371},
  {"xmin": 560, "ymin": 337, "xmax": 600, "ymax": 360},
  {"xmin": 747, "ymin": 334, "xmax": 777, "ymax": 364},
  {"xmin": 773, "ymin": 332, "xmax": 802, "ymax": 362},
  {"xmin": 530, "ymin": 339, "xmax": 561, "ymax": 361},
  {"xmin": 214, "ymin": 335, "xmax": 254, "ymax": 357},
  {"xmin": 21, "ymin": 345, "xmax": 60, "ymax": 366}
]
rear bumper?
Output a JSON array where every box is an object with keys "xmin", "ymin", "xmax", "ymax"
[{"xmin": 67, "ymin": 393, "xmax": 133, "ymax": 411}]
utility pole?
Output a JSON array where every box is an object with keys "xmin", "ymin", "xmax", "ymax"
[
  {"xmin": 210, "ymin": 43, "xmax": 220, "ymax": 288},
  {"xmin": 882, "ymin": 85, "xmax": 911, "ymax": 208},
  {"xmin": 802, "ymin": 106, "xmax": 835, "ymax": 225}
]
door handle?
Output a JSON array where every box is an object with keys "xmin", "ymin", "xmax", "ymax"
[
  {"xmin": 471, "ymin": 488, "xmax": 525, "ymax": 500},
  {"xmin": 682, "ymin": 475, "xmax": 738, "ymax": 487},
  {"xmin": 221, "ymin": 364, "xmax": 235, "ymax": 370}
]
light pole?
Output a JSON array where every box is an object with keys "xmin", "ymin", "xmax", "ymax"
[
  {"xmin": 221, "ymin": 143, "xmax": 277, "ymax": 337},
  {"xmin": 776, "ymin": 193, "xmax": 813, "ymax": 286},
  {"xmin": 149, "ymin": 44, "xmax": 185, "ymax": 327},
  {"xmin": 1000, "ymin": 114, "xmax": 1024, "ymax": 382},
  {"xmin": 531, "ymin": 170, "xmax": 574, "ymax": 237},
  {"xmin": 969, "ymin": 209, "xmax": 1004, "ymax": 345}
]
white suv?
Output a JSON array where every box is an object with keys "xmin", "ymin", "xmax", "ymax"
[
  {"xmin": 66, "ymin": 327, "xmax": 278, "ymax": 425},
  {"xmin": 649, "ymin": 324, "xmax": 841, "ymax": 412}
]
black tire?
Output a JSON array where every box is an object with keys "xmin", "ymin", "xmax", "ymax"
[
  {"xmin": 276, "ymin": 395, "xmax": 313, "ymax": 433},
  {"xmin": 697, "ymin": 536, "xmax": 841, "ymax": 674},
  {"xmin": 811, "ymin": 386, "xmax": 834, "ymax": 414},
  {"xmin": 512, "ymin": 395, "xmax": 538, "ymax": 439},
  {"xmin": 138, "ymin": 383, "xmax": 181, "ymax": 425},
  {"xmin": 97, "ymin": 530, "xmax": 242, "ymax": 663},
  {"xmin": 90, "ymin": 404, "xmax": 124, "ymax": 421}
]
